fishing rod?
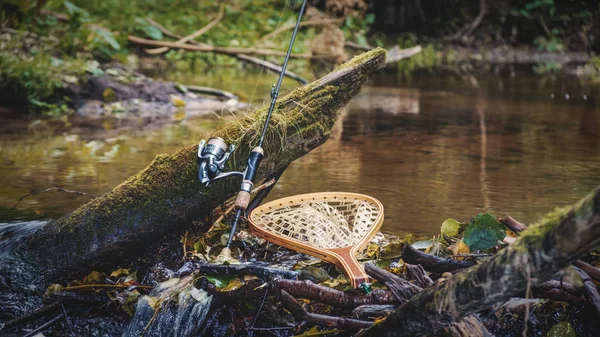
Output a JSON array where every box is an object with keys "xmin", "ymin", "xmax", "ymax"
[{"xmin": 197, "ymin": 0, "xmax": 308, "ymax": 249}]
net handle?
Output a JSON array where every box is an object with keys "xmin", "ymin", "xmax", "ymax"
[{"xmin": 328, "ymin": 247, "xmax": 368, "ymax": 288}]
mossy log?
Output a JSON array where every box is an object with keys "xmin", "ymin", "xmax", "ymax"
[
  {"xmin": 8, "ymin": 48, "xmax": 387, "ymax": 283},
  {"xmin": 356, "ymin": 186, "xmax": 600, "ymax": 337}
]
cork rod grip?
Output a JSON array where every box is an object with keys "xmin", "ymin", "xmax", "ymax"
[{"xmin": 235, "ymin": 190, "xmax": 252, "ymax": 210}]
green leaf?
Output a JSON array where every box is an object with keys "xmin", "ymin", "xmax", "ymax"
[
  {"xmin": 64, "ymin": 1, "xmax": 89, "ymax": 20},
  {"xmin": 463, "ymin": 213, "xmax": 505, "ymax": 251},
  {"xmin": 441, "ymin": 218, "xmax": 461, "ymax": 237},
  {"xmin": 134, "ymin": 18, "xmax": 163, "ymax": 40},
  {"xmin": 203, "ymin": 275, "xmax": 236, "ymax": 289},
  {"xmin": 547, "ymin": 322, "xmax": 576, "ymax": 337},
  {"xmin": 142, "ymin": 25, "xmax": 163, "ymax": 40},
  {"xmin": 94, "ymin": 29, "xmax": 121, "ymax": 50}
]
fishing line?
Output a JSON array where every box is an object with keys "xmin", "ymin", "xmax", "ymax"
[{"xmin": 248, "ymin": 1, "xmax": 291, "ymax": 105}]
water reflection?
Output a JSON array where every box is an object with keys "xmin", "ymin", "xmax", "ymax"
[{"xmin": 0, "ymin": 74, "xmax": 599, "ymax": 237}]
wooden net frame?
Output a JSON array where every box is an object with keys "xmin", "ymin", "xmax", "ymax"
[{"xmin": 249, "ymin": 192, "xmax": 384, "ymax": 287}]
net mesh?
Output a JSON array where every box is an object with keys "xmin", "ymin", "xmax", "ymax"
[{"xmin": 251, "ymin": 197, "xmax": 381, "ymax": 249}]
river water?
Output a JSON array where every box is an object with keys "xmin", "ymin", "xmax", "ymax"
[{"xmin": 1, "ymin": 72, "xmax": 599, "ymax": 238}]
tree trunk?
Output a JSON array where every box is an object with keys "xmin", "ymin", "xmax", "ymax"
[
  {"xmin": 6, "ymin": 48, "xmax": 387, "ymax": 284},
  {"xmin": 356, "ymin": 186, "xmax": 600, "ymax": 337}
]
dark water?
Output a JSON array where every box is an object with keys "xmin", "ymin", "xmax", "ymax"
[{"xmin": 1, "ymin": 73, "xmax": 599, "ymax": 237}]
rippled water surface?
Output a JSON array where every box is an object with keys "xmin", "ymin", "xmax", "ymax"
[{"xmin": 1, "ymin": 72, "xmax": 599, "ymax": 236}]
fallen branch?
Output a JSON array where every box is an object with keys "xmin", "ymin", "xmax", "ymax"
[
  {"xmin": 401, "ymin": 243, "xmax": 476, "ymax": 274},
  {"xmin": 576, "ymin": 267, "xmax": 600, "ymax": 319},
  {"xmin": 357, "ymin": 187, "xmax": 600, "ymax": 337},
  {"xmin": 60, "ymin": 284, "xmax": 153, "ymax": 292},
  {"xmin": 144, "ymin": 3, "xmax": 225, "ymax": 54},
  {"xmin": 364, "ymin": 263, "xmax": 421, "ymax": 303},
  {"xmin": 140, "ymin": 20, "xmax": 309, "ymax": 84},
  {"xmin": 22, "ymin": 314, "xmax": 64, "ymax": 337},
  {"xmin": 386, "ymin": 45, "xmax": 422, "ymax": 63},
  {"xmin": 274, "ymin": 279, "xmax": 398, "ymax": 309},
  {"xmin": 0, "ymin": 302, "xmax": 61, "ymax": 332},
  {"xmin": 573, "ymin": 260, "xmax": 600, "ymax": 283},
  {"xmin": 128, "ymin": 35, "xmax": 332, "ymax": 59},
  {"xmin": 185, "ymin": 85, "xmax": 239, "ymax": 101},
  {"xmin": 192, "ymin": 263, "xmax": 298, "ymax": 281},
  {"xmin": 279, "ymin": 290, "xmax": 373, "ymax": 331},
  {"xmin": 404, "ymin": 263, "xmax": 433, "ymax": 288}
]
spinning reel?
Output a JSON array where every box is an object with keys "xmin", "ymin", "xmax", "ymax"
[{"xmin": 197, "ymin": 137, "xmax": 240, "ymax": 186}]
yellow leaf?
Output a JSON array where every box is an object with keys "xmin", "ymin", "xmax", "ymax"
[
  {"xmin": 84, "ymin": 271, "xmax": 103, "ymax": 284},
  {"xmin": 110, "ymin": 268, "xmax": 130, "ymax": 278},
  {"xmin": 170, "ymin": 95, "xmax": 186, "ymax": 107},
  {"xmin": 102, "ymin": 88, "xmax": 116, "ymax": 102},
  {"xmin": 219, "ymin": 278, "xmax": 245, "ymax": 292},
  {"xmin": 441, "ymin": 218, "xmax": 461, "ymax": 237},
  {"xmin": 45, "ymin": 284, "xmax": 63, "ymax": 296},
  {"xmin": 448, "ymin": 239, "xmax": 470, "ymax": 258}
]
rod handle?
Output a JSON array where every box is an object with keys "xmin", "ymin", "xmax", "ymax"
[{"xmin": 235, "ymin": 189, "xmax": 252, "ymax": 211}]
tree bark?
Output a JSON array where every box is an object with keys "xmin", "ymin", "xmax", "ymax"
[
  {"xmin": 356, "ymin": 187, "xmax": 600, "ymax": 337},
  {"xmin": 5, "ymin": 48, "xmax": 387, "ymax": 284}
]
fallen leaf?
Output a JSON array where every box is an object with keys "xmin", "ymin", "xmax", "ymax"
[
  {"xmin": 547, "ymin": 322, "xmax": 576, "ymax": 337},
  {"xmin": 110, "ymin": 268, "xmax": 130, "ymax": 278},
  {"xmin": 440, "ymin": 218, "xmax": 461, "ymax": 237}
]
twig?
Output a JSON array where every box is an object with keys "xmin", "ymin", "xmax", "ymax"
[
  {"xmin": 247, "ymin": 326, "xmax": 294, "ymax": 331},
  {"xmin": 144, "ymin": 4, "xmax": 225, "ymax": 54},
  {"xmin": 0, "ymin": 302, "xmax": 61, "ymax": 332},
  {"xmin": 259, "ymin": 18, "xmax": 343, "ymax": 43},
  {"xmin": 439, "ymin": 0, "xmax": 486, "ymax": 41},
  {"xmin": 182, "ymin": 231, "xmax": 188, "ymax": 261},
  {"xmin": 60, "ymin": 304, "xmax": 73, "ymax": 335},
  {"xmin": 280, "ymin": 290, "xmax": 373, "ymax": 331},
  {"xmin": 143, "ymin": 19, "xmax": 308, "ymax": 84},
  {"xmin": 451, "ymin": 253, "xmax": 493, "ymax": 258},
  {"xmin": 22, "ymin": 314, "xmax": 64, "ymax": 337},
  {"xmin": 61, "ymin": 284, "xmax": 153, "ymax": 291},
  {"xmin": 185, "ymin": 85, "xmax": 239, "ymax": 100},
  {"xmin": 250, "ymin": 289, "xmax": 269, "ymax": 331},
  {"xmin": 128, "ymin": 35, "xmax": 332, "ymax": 59},
  {"xmin": 7, "ymin": 187, "xmax": 96, "ymax": 213},
  {"xmin": 145, "ymin": 17, "xmax": 180, "ymax": 39}
]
